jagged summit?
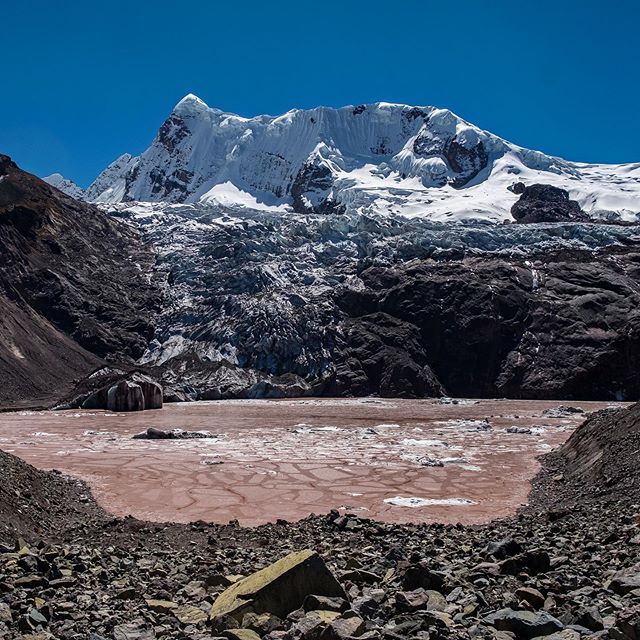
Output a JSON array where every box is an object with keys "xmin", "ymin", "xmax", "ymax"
[
  {"xmin": 81, "ymin": 95, "xmax": 640, "ymax": 222},
  {"xmin": 43, "ymin": 172, "xmax": 84, "ymax": 199}
]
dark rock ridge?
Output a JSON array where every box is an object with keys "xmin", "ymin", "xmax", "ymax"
[
  {"xmin": 2, "ymin": 402, "xmax": 640, "ymax": 638},
  {"xmin": 0, "ymin": 156, "xmax": 162, "ymax": 407},
  {"xmin": 128, "ymin": 203, "xmax": 640, "ymax": 401},
  {"xmin": 511, "ymin": 183, "xmax": 589, "ymax": 224}
]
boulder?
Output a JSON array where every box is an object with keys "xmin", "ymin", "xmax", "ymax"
[
  {"xmin": 210, "ymin": 550, "xmax": 346, "ymax": 624},
  {"xmin": 132, "ymin": 428, "xmax": 216, "ymax": 440},
  {"xmin": 511, "ymin": 183, "xmax": 588, "ymax": 224},
  {"xmin": 612, "ymin": 605, "xmax": 640, "ymax": 640},
  {"xmin": 610, "ymin": 572, "xmax": 640, "ymax": 595},
  {"xmin": 485, "ymin": 608, "xmax": 564, "ymax": 639},
  {"xmin": 107, "ymin": 380, "xmax": 145, "ymax": 412},
  {"xmin": 81, "ymin": 373, "xmax": 163, "ymax": 412}
]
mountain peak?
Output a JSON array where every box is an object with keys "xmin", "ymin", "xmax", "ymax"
[
  {"xmin": 82, "ymin": 98, "xmax": 640, "ymax": 221},
  {"xmin": 43, "ymin": 173, "xmax": 84, "ymax": 199},
  {"xmin": 172, "ymin": 93, "xmax": 210, "ymax": 116}
]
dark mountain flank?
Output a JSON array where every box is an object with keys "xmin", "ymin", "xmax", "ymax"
[{"xmin": 0, "ymin": 155, "xmax": 161, "ymax": 407}]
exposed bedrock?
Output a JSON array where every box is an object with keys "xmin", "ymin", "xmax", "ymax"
[
  {"xmin": 511, "ymin": 183, "xmax": 589, "ymax": 223},
  {"xmin": 336, "ymin": 251, "xmax": 640, "ymax": 400}
]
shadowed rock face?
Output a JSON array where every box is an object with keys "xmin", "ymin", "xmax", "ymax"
[
  {"xmin": 328, "ymin": 313, "xmax": 445, "ymax": 398},
  {"xmin": 337, "ymin": 250, "xmax": 640, "ymax": 399},
  {"xmin": 511, "ymin": 183, "xmax": 589, "ymax": 223},
  {"xmin": 0, "ymin": 155, "xmax": 162, "ymax": 406}
]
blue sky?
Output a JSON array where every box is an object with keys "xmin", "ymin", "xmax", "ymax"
[{"xmin": 2, "ymin": 0, "xmax": 638, "ymax": 187}]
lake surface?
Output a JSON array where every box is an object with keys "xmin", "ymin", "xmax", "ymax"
[{"xmin": 0, "ymin": 398, "xmax": 621, "ymax": 526}]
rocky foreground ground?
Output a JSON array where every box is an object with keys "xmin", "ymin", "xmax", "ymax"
[{"xmin": 1, "ymin": 403, "xmax": 640, "ymax": 640}]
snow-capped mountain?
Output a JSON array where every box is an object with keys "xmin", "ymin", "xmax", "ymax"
[
  {"xmin": 84, "ymin": 94, "xmax": 640, "ymax": 222},
  {"xmin": 43, "ymin": 173, "xmax": 84, "ymax": 199}
]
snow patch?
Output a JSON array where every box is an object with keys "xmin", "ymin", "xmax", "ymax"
[{"xmin": 384, "ymin": 496, "xmax": 476, "ymax": 507}]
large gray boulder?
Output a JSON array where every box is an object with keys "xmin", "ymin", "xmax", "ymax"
[
  {"xmin": 107, "ymin": 380, "xmax": 145, "ymax": 412},
  {"xmin": 485, "ymin": 608, "xmax": 564, "ymax": 639},
  {"xmin": 210, "ymin": 550, "xmax": 346, "ymax": 624},
  {"xmin": 81, "ymin": 373, "xmax": 163, "ymax": 412}
]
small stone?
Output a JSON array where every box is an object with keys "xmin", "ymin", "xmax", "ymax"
[
  {"xmin": 14, "ymin": 575, "xmax": 48, "ymax": 589},
  {"xmin": 113, "ymin": 624, "xmax": 156, "ymax": 640},
  {"xmin": 516, "ymin": 587, "xmax": 546, "ymax": 609},
  {"xmin": 292, "ymin": 610, "xmax": 340, "ymax": 639},
  {"xmin": 241, "ymin": 611, "xmax": 283, "ymax": 634},
  {"xmin": 222, "ymin": 630, "xmax": 261, "ymax": 640},
  {"xmin": 320, "ymin": 614, "xmax": 366, "ymax": 639},
  {"xmin": 531, "ymin": 631, "xmax": 580, "ymax": 640},
  {"xmin": 0, "ymin": 602, "xmax": 12, "ymax": 623},
  {"xmin": 303, "ymin": 595, "xmax": 349, "ymax": 613},
  {"xmin": 395, "ymin": 589, "xmax": 430, "ymax": 613},
  {"xmin": 145, "ymin": 599, "xmax": 178, "ymax": 614},
  {"xmin": 28, "ymin": 608, "xmax": 48, "ymax": 627},
  {"xmin": 339, "ymin": 569, "xmax": 382, "ymax": 584},
  {"xmin": 174, "ymin": 604, "xmax": 208, "ymax": 625},
  {"xmin": 572, "ymin": 606, "xmax": 604, "ymax": 632},
  {"xmin": 483, "ymin": 538, "xmax": 523, "ymax": 560}
]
